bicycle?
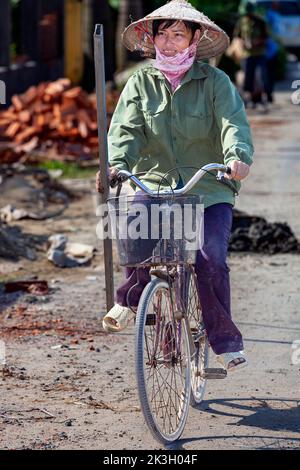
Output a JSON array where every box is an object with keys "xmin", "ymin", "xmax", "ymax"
[{"xmin": 108, "ymin": 163, "xmax": 231, "ymax": 445}]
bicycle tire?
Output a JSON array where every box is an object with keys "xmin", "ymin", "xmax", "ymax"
[
  {"xmin": 135, "ymin": 277, "xmax": 191, "ymax": 444},
  {"xmin": 185, "ymin": 268, "xmax": 209, "ymax": 406}
]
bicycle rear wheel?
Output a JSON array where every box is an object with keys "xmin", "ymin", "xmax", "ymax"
[
  {"xmin": 186, "ymin": 267, "xmax": 209, "ymax": 406},
  {"xmin": 135, "ymin": 277, "xmax": 191, "ymax": 444}
]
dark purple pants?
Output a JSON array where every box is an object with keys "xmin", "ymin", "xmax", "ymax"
[{"xmin": 116, "ymin": 202, "xmax": 243, "ymax": 355}]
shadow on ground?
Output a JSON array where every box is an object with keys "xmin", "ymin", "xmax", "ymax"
[{"xmin": 167, "ymin": 397, "xmax": 300, "ymax": 450}]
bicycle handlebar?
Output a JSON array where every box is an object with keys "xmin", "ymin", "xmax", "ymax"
[{"xmin": 110, "ymin": 163, "xmax": 231, "ymax": 196}]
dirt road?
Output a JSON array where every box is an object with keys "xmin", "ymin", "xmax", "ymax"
[{"xmin": 1, "ymin": 62, "xmax": 300, "ymax": 450}]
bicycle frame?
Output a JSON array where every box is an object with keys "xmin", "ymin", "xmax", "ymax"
[{"xmin": 150, "ymin": 264, "xmax": 197, "ymax": 365}]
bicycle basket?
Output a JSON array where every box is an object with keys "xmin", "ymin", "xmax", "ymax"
[{"xmin": 107, "ymin": 193, "xmax": 204, "ymax": 267}]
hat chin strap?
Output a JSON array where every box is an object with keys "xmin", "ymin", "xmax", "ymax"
[{"xmin": 199, "ymin": 29, "xmax": 214, "ymax": 43}]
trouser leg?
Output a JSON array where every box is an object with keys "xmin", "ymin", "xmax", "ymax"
[
  {"xmin": 194, "ymin": 203, "xmax": 244, "ymax": 355},
  {"xmin": 244, "ymin": 56, "xmax": 256, "ymax": 93},
  {"xmin": 116, "ymin": 266, "xmax": 151, "ymax": 307}
]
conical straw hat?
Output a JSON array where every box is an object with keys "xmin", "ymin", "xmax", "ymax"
[{"xmin": 122, "ymin": 0, "xmax": 229, "ymax": 59}]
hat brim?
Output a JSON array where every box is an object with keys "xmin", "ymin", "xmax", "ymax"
[{"xmin": 122, "ymin": 3, "xmax": 229, "ymax": 60}]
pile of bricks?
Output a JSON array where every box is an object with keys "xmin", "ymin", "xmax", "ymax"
[{"xmin": 0, "ymin": 78, "xmax": 120, "ymax": 164}]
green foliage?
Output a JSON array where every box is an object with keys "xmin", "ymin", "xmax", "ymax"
[
  {"xmin": 109, "ymin": 0, "xmax": 120, "ymax": 10},
  {"xmin": 275, "ymin": 42, "xmax": 288, "ymax": 80},
  {"xmin": 10, "ymin": 43, "xmax": 17, "ymax": 61},
  {"xmin": 148, "ymin": 0, "xmax": 241, "ymax": 35},
  {"xmin": 10, "ymin": 0, "xmax": 22, "ymax": 59},
  {"xmin": 37, "ymin": 161, "xmax": 97, "ymax": 179},
  {"xmin": 189, "ymin": 0, "xmax": 240, "ymax": 19}
]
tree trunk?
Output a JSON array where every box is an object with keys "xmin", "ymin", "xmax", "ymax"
[
  {"xmin": 116, "ymin": 0, "xmax": 143, "ymax": 71},
  {"xmin": 82, "ymin": 0, "xmax": 114, "ymax": 91},
  {"xmin": 0, "ymin": 0, "xmax": 11, "ymax": 66}
]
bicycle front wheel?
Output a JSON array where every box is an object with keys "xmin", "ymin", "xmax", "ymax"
[{"xmin": 135, "ymin": 277, "xmax": 191, "ymax": 445}]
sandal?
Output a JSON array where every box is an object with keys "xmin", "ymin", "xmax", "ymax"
[
  {"xmin": 102, "ymin": 304, "xmax": 136, "ymax": 333},
  {"xmin": 216, "ymin": 351, "xmax": 247, "ymax": 373}
]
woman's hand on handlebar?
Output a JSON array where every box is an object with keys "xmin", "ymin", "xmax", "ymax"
[
  {"xmin": 225, "ymin": 160, "xmax": 250, "ymax": 181},
  {"xmin": 95, "ymin": 167, "xmax": 119, "ymax": 193}
]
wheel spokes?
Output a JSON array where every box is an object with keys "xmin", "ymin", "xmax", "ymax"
[
  {"xmin": 143, "ymin": 287, "xmax": 189, "ymax": 436},
  {"xmin": 186, "ymin": 269, "xmax": 207, "ymax": 402}
]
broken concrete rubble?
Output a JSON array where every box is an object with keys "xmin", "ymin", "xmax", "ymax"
[
  {"xmin": 0, "ymin": 221, "xmax": 46, "ymax": 261},
  {"xmin": 47, "ymin": 234, "xmax": 95, "ymax": 268},
  {"xmin": 0, "ymin": 165, "xmax": 72, "ymax": 221}
]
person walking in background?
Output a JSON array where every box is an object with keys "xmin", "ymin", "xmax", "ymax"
[
  {"xmin": 234, "ymin": 2, "xmax": 270, "ymax": 109},
  {"xmin": 265, "ymin": 2, "xmax": 282, "ymax": 104},
  {"xmin": 265, "ymin": 35, "xmax": 279, "ymax": 104},
  {"xmin": 265, "ymin": 1, "xmax": 282, "ymax": 36}
]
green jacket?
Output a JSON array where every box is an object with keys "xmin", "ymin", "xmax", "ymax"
[{"xmin": 108, "ymin": 61, "xmax": 254, "ymax": 208}]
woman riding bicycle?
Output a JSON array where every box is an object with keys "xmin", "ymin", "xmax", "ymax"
[{"xmin": 96, "ymin": 0, "xmax": 254, "ymax": 372}]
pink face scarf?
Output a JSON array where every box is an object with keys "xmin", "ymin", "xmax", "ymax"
[{"xmin": 154, "ymin": 41, "xmax": 198, "ymax": 92}]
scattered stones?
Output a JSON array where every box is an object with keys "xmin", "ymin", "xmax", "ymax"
[{"xmin": 47, "ymin": 234, "xmax": 95, "ymax": 268}]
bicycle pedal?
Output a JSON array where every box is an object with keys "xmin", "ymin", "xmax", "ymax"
[
  {"xmin": 201, "ymin": 368, "xmax": 227, "ymax": 379},
  {"xmin": 146, "ymin": 314, "xmax": 156, "ymax": 325}
]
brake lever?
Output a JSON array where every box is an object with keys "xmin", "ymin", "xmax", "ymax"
[
  {"xmin": 109, "ymin": 175, "xmax": 120, "ymax": 188},
  {"xmin": 217, "ymin": 167, "xmax": 231, "ymax": 180},
  {"xmin": 109, "ymin": 173, "xmax": 130, "ymax": 189},
  {"xmin": 217, "ymin": 167, "xmax": 238, "ymax": 196}
]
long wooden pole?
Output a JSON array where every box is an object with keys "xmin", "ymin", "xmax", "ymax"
[{"xmin": 94, "ymin": 24, "xmax": 114, "ymax": 312}]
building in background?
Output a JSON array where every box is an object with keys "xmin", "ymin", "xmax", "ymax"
[
  {"xmin": 0, "ymin": 0, "xmax": 64, "ymax": 105},
  {"xmin": 0, "ymin": 0, "xmax": 119, "ymax": 105}
]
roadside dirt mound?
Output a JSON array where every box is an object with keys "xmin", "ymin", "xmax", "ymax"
[{"xmin": 230, "ymin": 210, "xmax": 300, "ymax": 254}]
